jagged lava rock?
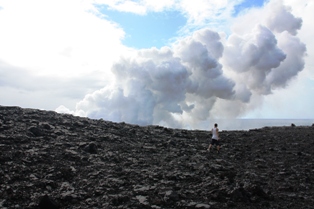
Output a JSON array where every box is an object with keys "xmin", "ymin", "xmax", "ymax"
[{"xmin": 0, "ymin": 105, "xmax": 314, "ymax": 209}]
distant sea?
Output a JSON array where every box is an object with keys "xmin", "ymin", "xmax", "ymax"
[{"xmin": 203, "ymin": 119, "xmax": 314, "ymax": 131}]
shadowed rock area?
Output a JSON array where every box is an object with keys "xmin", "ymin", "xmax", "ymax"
[{"xmin": 0, "ymin": 105, "xmax": 314, "ymax": 209}]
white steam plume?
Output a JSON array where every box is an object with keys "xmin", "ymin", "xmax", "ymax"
[{"xmin": 66, "ymin": 1, "xmax": 306, "ymax": 129}]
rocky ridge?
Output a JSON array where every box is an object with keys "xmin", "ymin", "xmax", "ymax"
[{"xmin": 0, "ymin": 105, "xmax": 314, "ymax": 208}]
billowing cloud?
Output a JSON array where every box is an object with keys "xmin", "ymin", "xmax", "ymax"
[
  {"xmin": 224, "ymin": 25, "xmax": 288, "ymax": 94},
  {"xmin": 68, "ymin": 0, "xmax": 306, "ymax": 129},
  {"xmin": 265, "ymin": 0, "xmax": 302, "ymax": 35},
  {"xmin": 223, "ymin": 1, "xmax": 306, "ymax": 97},
  {"xmin": 0, "ymin": 0, "xmax": 310, "ymax": 129},
  {"xmin": 73, "ymin": 29, "xmax": 236, "ymax": 127}
]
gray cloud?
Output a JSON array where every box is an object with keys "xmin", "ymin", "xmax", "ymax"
[
  {"xmin": 265, "ymin": 1, "xmax": 302, "ymax": 35},
  {"xmin": 70, "ymin": 1, "xmax": 306, "ymax": 128},
  {"xmin": 224, "ymin": 25, "xmax": 287, "ymax": 94},
  {"xmin": 266, "ymin": 32, "xmax": 306, "ymax": 89},
  {"xmin": 74, "ymin": 29, "xmax": 235, "ymax": 127}
]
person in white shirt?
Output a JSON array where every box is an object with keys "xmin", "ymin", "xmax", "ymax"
[{"xmin": 207, "ymin": 123, "xmax": 220, "ymax": 153}]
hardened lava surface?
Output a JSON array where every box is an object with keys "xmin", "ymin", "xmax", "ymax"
[{"xmin": 0, "ymin": 106, "xmax": 314, "ymax": 209}]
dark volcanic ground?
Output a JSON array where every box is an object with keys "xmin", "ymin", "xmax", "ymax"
[{"xmin": 0, "ymin": 106, "xmax": 314, "ymax": 209}]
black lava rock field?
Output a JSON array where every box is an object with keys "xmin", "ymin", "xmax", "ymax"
[{"xmin": 1, "ymin": 105, "xmax": 314, "ymax": 209}]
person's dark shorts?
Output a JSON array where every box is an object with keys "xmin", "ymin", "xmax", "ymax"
[{"xmin": 211, "ymin": 139, "xmax": 220, "ymax": 145}]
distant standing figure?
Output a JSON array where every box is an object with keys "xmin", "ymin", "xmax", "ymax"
[{"xmin": 208, "ymin": 123, "xmax": 220, "ymax": 153}]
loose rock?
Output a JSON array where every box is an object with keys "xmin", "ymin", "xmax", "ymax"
[{"xmin": 0, "ymin": 105, "xmax": 313, "ymax": 208}]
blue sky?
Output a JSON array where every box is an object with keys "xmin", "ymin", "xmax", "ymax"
[
  {"xmin": 102, "ymin": 7, "xmax": 186, "ymax": 49},
  {"xmin": 233, "ymin": 0, "xmax": 265, "ymax": 16},
  {"xmin": 99, "ymin": 0, "xmax": 266, "ymax": 49},
  {"xmin": 0, "ymin": 0, "xmax": 313, "ymax": 130}
]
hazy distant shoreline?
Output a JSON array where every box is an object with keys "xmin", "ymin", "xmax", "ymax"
[
  {"xmin": 209, "ymin": 119, "xmax": 314, "ymax": 131},
  {"xmin": 1, "ymin": 105, "xmax": 313, "ymax": 131}
]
